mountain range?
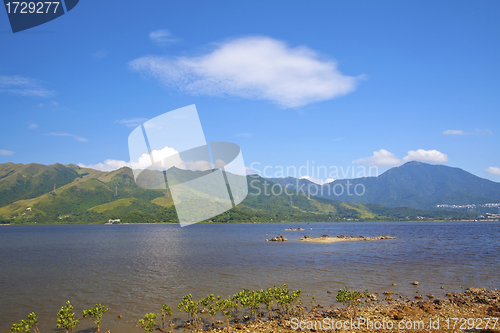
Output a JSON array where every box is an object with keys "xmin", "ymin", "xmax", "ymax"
[
  {"xmin": 268, "ymin": 161, "xmax": 500, "ymax": 210},
  {"xmin": 0, "ymin": 162, "xmax": 489, "ymax": 224}
]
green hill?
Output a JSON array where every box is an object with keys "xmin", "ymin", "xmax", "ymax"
[{"xmin": 0, "ymin": 163, "xmax": 475, "ymax": 224}]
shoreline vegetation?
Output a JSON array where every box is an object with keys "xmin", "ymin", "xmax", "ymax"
[{"xmin": 10, "ymin": 285, "xmax": 499, "ymax": 333}]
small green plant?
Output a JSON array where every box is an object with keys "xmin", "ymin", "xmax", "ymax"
[
  {"xmin": 271, "ymin": 284, "xmax": 302, "ymax": 317},
  {"xmin": 10, "ymin": 322, "xmax": 24, "ymax": 333},
  {"xmin": 160, "ymin": 304, "xmax": 173, "ymax": 333},
  {"xmin": 246, "ymin": 290, "xmax": 263, "ymax": 321},
  {"xmin": 200, "ymin": 294, "xmax": 218, "ymax": 327},
  {"xmin": 231, "ymin": 289, "xmax": 250, "ymax": 321},
  {"xmin": 178, "ymin": 293, "xmax": 200, "ymax": 330},
  {"xmin": 10, "ymin": 312, "xmax": 40, "ymax": 333},
  {"xmin": 56, "ymin": 301, "xmax": 80, "ymax": 333},
  {"xmin": 82, "ymin": 303, "xmax": 108, "ymax": 333},
  {"xmin": 260, "ymin": 289, "xmax": 274, "ymax": 320},
  {"xmin": 218, "ymin": 298, "xmax": 236, "ymax": 332},
  {"xmin": 336, "ymin": 286, "xmax": 368, "ymax": 318},
  {"xmin": 137, "ymin": 312, "xmax": 157, "ymax": 333}
]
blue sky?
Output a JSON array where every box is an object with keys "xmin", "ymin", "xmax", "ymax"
[{"xmin": 1, "ymin": 0, "xmax": 499, "ymax": 183}]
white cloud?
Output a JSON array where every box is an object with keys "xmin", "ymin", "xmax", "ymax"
[
  {"xmin": 47, "ymin": 132, "xmax": 88, "ymax": 142},
  {"xmin": 443, "ymin": 129, "xmax": 467, "ymax": 135},
  {"xmin": 300, "ymin": 176, "xmax": 335, "ymax": 185},
  {"xmin": 355, "ymin": 148, "xmax": 448, "ymax": 166},
  {"xmin": 0, "ymin": 149, "xmax": 14, "ymax": 156},
  {"xmin": 130, "ymin": 36, "xmax": 363, "ymax": 108},
  {"xmin": 475, "ymin": 129, "xmax": 493, "ymax": 136},
  {"xmin": 354, "ymin": 149, "xmax": 401, "ymax": 167},
  {"xmin": 78, "ymin": 159, "xmax": 130, "ymax": 172},
  {"xmin": 92, "ymin": 49, "xmax": 109, "ymax": 60},
  {"xmin": 235, "ymin": 132, "xmax": 253, "ymax": 137},
  {"xmin": 28, "ymin": 123, "xmax": 39, "ymax": 129},
  {"xmin": 402, "ymin": 149, "xmax": 448, "ymax": 163},
  {"xmin": 116, "ymin": 118, "xmax": 148, "ymax": 128},
  {"xmin": 82, "ymin": 146, "xmax": 212, "ymax": 172},
  {"xmin": 443, "ymin": 129, "xmax": 492, "ymax": 136},
  {"xmin": 149, "ymin": 29, "xmax": 177, "ymax": 45},
  {"xmin": 0, "ymin": 75, "xmax": 53, "ymax": 98},
  {"xmin": 484, "ymin": 167, "xmax": 500, "ymax": 176}
]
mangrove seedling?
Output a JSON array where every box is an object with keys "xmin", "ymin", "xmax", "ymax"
[
  {"xmin": 56, "ymin": 301, "xmax": 80, "ymax": 333},
  {"xmin": 178, "ymin": 293, "xmax": 200, "ymax": 330},
  {"xmin": 137, "ymin": 312, "xmax": 157, "ymax": 333},
  {"xmin": 336, "ymin": 286, "xmax": 368, "ymax": 318},
  {"xmin": 260, "ymin": 289, "xmax": 274, "ymax": 320},
  {"xmin": 10, "ymin": 312, "xmax": 40, "ymax": 333},
  {"xmin": 160, "ymin": 304, "xmax": 173, "ymax": 333},
  {"xmin": 246, "ymin": 290, "xmax": 263, "ymax": 321},
  {"xmin": 82, "ymin": 303, "xmax": 108, "ymax": 333},
  {"xmin": 218, "ymin": 298, "xmax": 236, "ymax": 332},
  {"xmin": 231, "ymin": 289, "xmax": 250, "ymax": 321},
  {"xmin": 200, "ymin": 294, "xmax": 218, "ymax": 327}
]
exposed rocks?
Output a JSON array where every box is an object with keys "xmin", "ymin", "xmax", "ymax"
[
  {"xmin": 267, "ymin": 235, "xmax": 288, "ymax": 242},
  {"xmin": 412, "ymin": 281, "xmax": 420, "ymax": 286},
  {"xmin": 284, "ymin": 227, "xmax": 305, "ymax": 231}
]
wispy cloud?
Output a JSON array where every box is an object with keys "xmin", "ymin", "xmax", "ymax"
[
  {"xmin": 235, "ymin": 132, "xmax": 253, "ymax": 137},
  {"xmin": 79, "ymin": 159, "xmax": 130, "ymax": 172},
  {"xmin": 38, "ymin": 101, "xmax": 71, "ymax": 112},
  {"xmin": 443, "ymin": 129, "xmax": 467, "ymax": 135},
  {"xmin": 0, "ymin": 149, "xmax": 14, "ymax": 156},
  {"xmin": 443, "ymin": 129, "xmax": 493, "ymax": 136},
  {"xmin": 115, "ymin": 118, "xmax": 148, "ymax": 128},
  {"xmin": 0, "ymin": 75, "xmax": 53, "ymax": 98},
  {"xmin": 47, "ymin": 132, "xmax": 87, "ymax": 142},
  {"xmin": 92, "ymin": 49, "xmax": 109, "ymax": 60},
  {"xmin": 484, "ymin": 166, "xmax": 500, "ymax": 176},
  {"xmin": 28, "ymin": 123, "xmax": 39, "ymax": 129},
  {"xmin": 149, "ymin": 29, "xmax": 177, "ymax": 45},
  {"xmin": 332, "ymin": 137, "xmax": 344, "ymax": 142},
  {"xmin": 130, "ymin": 36, "xmax": 363, "ymax": 108},
  {"xmin": 355, "ymin": 149, "xmax": 448, "ymax": 166}
]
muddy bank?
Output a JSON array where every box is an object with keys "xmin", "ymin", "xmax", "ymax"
[{"xmin": 300, "ymin": 234, "xmax": 396, "ymax": 243}]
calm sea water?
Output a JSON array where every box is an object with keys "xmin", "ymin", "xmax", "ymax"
[{"xmin": 0, "ymin": 221, "xmax": 499, "ymax": 332}]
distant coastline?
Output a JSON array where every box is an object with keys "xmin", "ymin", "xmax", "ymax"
[{"xmin": 3, "ymin": 218, "xmax": 500, "ymax": 227}]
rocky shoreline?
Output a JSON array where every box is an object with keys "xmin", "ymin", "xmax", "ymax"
[
  {"xmin": 206, "ymin": 288, "xmax": 500, "ymax": 332},
  {"xmin": 300, "ymin": 234, "xmax": 396, "ymax": 243}
]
